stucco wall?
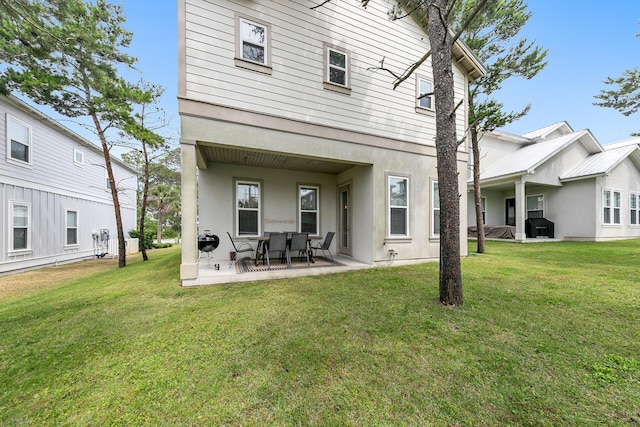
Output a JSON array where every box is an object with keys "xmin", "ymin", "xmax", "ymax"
[{"xmin": 597, "ymin": 158, "xmax": 640, "ymax": 240}]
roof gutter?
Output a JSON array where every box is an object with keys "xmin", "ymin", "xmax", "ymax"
[{"xmin": 559, "ymin": 173, "xmax": 606, "ymax": 183}]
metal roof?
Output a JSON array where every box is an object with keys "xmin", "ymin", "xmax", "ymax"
[
  {"xmin": 603, "ymin": 137, "xmax": 640, "ymax": 150},
  {"xmin": 522, "ymin": 122, "xmax": 573, "ymax": 140},
  {"xmin": 560, "ymin": 145, "xmax": 640, "ymax": 182},
  {"xmin": 479, "ymin": 130, "xmax": 597, "ymax": 181}
]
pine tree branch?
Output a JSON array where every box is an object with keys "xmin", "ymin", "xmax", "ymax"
[
  {"xmin": 310, "ymin": 0, "xmax": 333, "ymax": 10},
  {"xmin": 391, "ymin": 0, "xmax": 488, "ymax": 90}
]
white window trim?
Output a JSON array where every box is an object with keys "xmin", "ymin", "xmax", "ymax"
[
  {"xmin": 234, "ymin": 13, "xmax": 272, "ymax": 74},
  {"xmin": 6, "ymin": 114, "xmax": 33, "ymax": 168},
  {"xmin": 387, "ymin": 174, "xmax": 410, "ymax": 238},
  {"xmin": 631, "ymin": 192, "xmax": 640, "ymax": 226},
  {"xmin": 9, "ymin": 201, "xmax": 32, "ymax": 254},
  {"xmin": 235, "ymin": 179, "xmax": 261, "ymax": 237},
  {"xmin": 603, "ymin": 189, "xmax": 612, "ymax": 225},
  {"xmin": 65, "ymin": 209, "xmax": 79, "ymax": 247},
  {"xmin": 481, "ymin": 197, "xmax": 486, "ymax": 225},
  {"xmin": 613, "ymin": 190, "xmax": 621, "ymax": 225},
  {"xmin": 73, "ymin": 148, "xmax": 84, "ymax": 166},
  {"xmin": 298, "ymin": 184, "xmax": 320, "ymax": 236},
  {"xmin": 603, "ymin": 188, "xmax": 621, "ymax": 226},
  {"xmin": 415, "ymin": 75, "xmax": 435, "ymax": 114},
  {"xmin": 432, "ymin": 180, "xmax": 440, "ymax": 238},
  {"xmin": 323, "ymin": 42, "xmax": 351, "ymax": 95}
]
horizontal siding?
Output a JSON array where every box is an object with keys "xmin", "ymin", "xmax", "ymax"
[
  {"xmin": 183, "ymin": 0, "xmax": 469, "ymax": 146},
  {"xmin": 1, "ymin": 97, "xmax": 137, "ymax": 208}
]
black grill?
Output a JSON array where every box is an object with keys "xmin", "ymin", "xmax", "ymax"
[
  {"xmin": 198, "ymin": 233, "xmax": 220, "ymax": 252},
  {"xmin": 198, "ymin": 232, "xmax": 220, "ymax": 269}
]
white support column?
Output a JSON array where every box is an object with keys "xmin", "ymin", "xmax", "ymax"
[
  {"xmin": 515, "ymin": 180, "xmax": 526, "ymax": 242},
  {"xmin": 180, "ymin": 138, "xmax": 199, "ymax": 281}
]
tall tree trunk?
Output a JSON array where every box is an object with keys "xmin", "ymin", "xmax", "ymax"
[
  {"xmin": 92, "ymin": 113, "xmax": 126, "ymax": 268},
  {"xmin": 427, "ymin": 0, "xmax": 462, "ymax": 306},
  {"xmin": 470, "ymin": 120, "xmax": 486, "ymax": 254},
  {"xmin": 139, "ymin": 141, "xmax": 149, "ymax": 261}
]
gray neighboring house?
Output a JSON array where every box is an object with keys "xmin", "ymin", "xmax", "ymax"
[
  {"xmin": 1, "ymin": 95, "xmax": 139, "ymax": 275},
  {"xmin": 177, "ymin": 0, "xmax": 486, "ymax": 285},
  {"xmin": 468, "ymin": 121, "xmax": 640, "ymax": 241}
]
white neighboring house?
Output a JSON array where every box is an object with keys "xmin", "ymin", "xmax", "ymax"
[
  {"xmin": 177, "ymin": 0, "xmax": 485, "ymax": 285},
  {"xmin": 1, "ymin": 95, "xmax": 139, "ymax": 275},
  {"xmin": 468, "ymin": 121, "xmax": 640, "ymax": 241}
]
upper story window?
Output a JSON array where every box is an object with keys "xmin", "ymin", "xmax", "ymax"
[
  {"xmin": 323, "ymin": 43, "xmax": 351, "ymax": 94},
  {"xmin": 235, "ymin": 14, "xmax": 272, "ymax": 74},
  {"xmin": 416, "ymin": 76, "xmax": 434, "ymax": 112},
  {"xmin": 328, "ymin": 48, "xmax": 347, "ymax": 85},
  {"xmin": 236, "ymin": 180, "xmax": 261, "ymax": 236},
  {"xmin": 299, "ymin": 185, "xmax": 319, "ymax": 236},
  {"xmin": 388, "ymin": 175, "xmax": 409, "ymax": 237},
  {"xmin": 10, "ymin": 201, "xmax": 31, "ymax": 252},
  {"xmin": 74, "ymin": 148, "xmax": 84, "ymax": 166},
  {"xmin": 526, "ymin": 195, "xmax": 544, "ymax": 219},
  {"xmin": 7, "ymin": 114, "xmax": 32, "ymax": 166}
]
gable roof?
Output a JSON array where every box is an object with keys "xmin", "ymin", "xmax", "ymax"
[
  {"xmin": 478, "ymin": 130, "xmax": 600, "ymax": 182},
  {"xmin": 522, "ymin": 121, "xmax": 573, "ymax": 140},
  {"xmin": 603, "ymin": 136, "xmax": 640, "ymax": 150},
  {"xmin": 560, "ymin": 145, "xmax": 640, "ymax": 182},
  {"xmin": 484, "ymin": 129, "xmax": 533, "ymax": 145}
]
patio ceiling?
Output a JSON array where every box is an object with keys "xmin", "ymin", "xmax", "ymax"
[{"xmin": 196, "ymin": 143, "xmax": 365, "ymax": 174}]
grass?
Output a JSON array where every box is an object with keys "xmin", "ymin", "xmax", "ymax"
[{"xmin": 1, "ymin": 241, "xmax": 639, "ymax": 426}]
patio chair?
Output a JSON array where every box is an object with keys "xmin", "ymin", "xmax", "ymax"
[
  {"xmin": 264, "ymin": 232, "xmax": 288, "ymax": 269},
  {"xmin": 226, "ymin": 232, "xmax": 255, "ymax": 267},
  {"xmin": 288, "ymin": 232, "xmax": 309, "ymax": 267},
  {"xmin": 311, "ymin": 231, "xmax": 334, "ymax": 262}
]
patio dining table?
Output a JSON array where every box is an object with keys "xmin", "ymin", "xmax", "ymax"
[{"xmin": 248, "ymin": 234, "xmax": 322, "ymax": 266}]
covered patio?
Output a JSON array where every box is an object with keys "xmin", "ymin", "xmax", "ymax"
[
  {"xmin": 183, "ymin": 253, "xmax": 371, "ymax": 287},
  {"xmin": 180, "ymin": 126, "xmax": 373, "ymax": 286}
]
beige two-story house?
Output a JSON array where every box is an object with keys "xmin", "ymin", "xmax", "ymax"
[{"xmin": 178, "ymin": 0, "xmax": 485, "ymax": 285}]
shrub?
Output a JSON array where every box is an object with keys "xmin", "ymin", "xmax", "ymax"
[{"xmin": 128, "ymin": 226, "xmax": 156, "ymax": 250}]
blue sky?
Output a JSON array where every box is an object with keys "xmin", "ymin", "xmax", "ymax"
[
  {"xmin": 21, "ymin": 1, "xmax": 640, "ymax": 149},
  {"xmin": 496, "ymin": 1, "xmax": 640, "ymax": 143}
]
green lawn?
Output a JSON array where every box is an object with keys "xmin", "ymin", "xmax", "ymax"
[{"xmin": 1, "ymin": 241, "xmax": 639, "ymax": 426}]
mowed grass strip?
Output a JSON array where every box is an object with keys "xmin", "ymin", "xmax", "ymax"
[{"xmin": 0, "ymin": 242, "xmax": 638, "ymax": 426}]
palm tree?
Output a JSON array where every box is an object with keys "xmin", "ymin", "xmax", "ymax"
[{"xmin": 148, "ymin": 184, "xmax": 180, "ymax": 244}]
